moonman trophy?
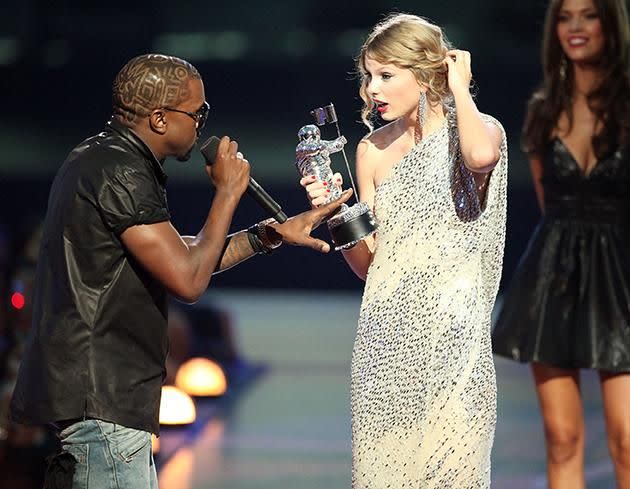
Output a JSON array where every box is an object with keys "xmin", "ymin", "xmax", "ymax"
[{"xmin": 295, "ymin": 103, "xmax": 377, "ymax": 250}]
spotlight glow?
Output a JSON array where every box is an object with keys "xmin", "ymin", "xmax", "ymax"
[
  {"xmin": 159, "ymin": 386, "xmax": 196, "ymax": 425},
  {"xmin": 175, "ymin": 357, "xmax": 227, "ymax": 397},
  {"xmin": 11, "ymin": 292, "xmax": 25, "ymax": 310}
]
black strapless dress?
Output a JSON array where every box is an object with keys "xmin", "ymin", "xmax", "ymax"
[{"xmin": 492, "ymin": 138, "xmax": 630, "ymax": 372}]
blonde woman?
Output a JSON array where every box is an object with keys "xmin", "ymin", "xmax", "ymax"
[{"xmin": 301, "ymin": 13, "xmax": 508, "ymax": 488}]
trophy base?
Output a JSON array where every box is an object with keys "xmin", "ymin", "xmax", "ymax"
[{"xmin": 327, "ymin": 202, "xmax": 377, "ymax": 251}]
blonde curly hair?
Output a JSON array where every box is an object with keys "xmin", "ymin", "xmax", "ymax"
[{"xmin": 357, "ymin": 13, "xmax": 452, "ymax": 130}]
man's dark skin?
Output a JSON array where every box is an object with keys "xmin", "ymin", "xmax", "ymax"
[
  {"xmin": 6, "ymin": 55, "xmax": 351, "ymax": 489},
  {"xmin": 119, "ymin": 74, "xmax": 350, "ymax": 303}
]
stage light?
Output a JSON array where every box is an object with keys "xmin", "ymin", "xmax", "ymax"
[
  {"xmin": 159, "ymin": 386, "xmax": 196, "ymax": 425},
  {"xmin": 175, "ymin": 357, "xmax": 227, "ymax": 397},
  {"xmin": 11, "ymin": 292, "xmax": 25, "ymax": 310}
]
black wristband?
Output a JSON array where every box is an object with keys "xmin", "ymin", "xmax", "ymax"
[
  {"xmin": 246, "ymin": 226, "xmax": 272, "ymax": 255},
  {"xmin": 256, "ymin": 218, "xmax": 282, "ymax": 251}
]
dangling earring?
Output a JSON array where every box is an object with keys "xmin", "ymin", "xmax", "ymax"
[
  {"xmin": 415, "ymin": 91, "xmax": 427, "ymax": 145},
  {"xmin": 559, "ymin": 55, "xmax": 568, "ymax": 81}
]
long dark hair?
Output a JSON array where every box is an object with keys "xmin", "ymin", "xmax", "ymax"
[{"xmin": 523, "ymin": 0, "xmax": 630, "ymax": 158}]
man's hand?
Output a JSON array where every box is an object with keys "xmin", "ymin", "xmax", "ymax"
[
  {"xmin": 206, "ymin": 136, "xmax": 250, "ymax": 202},
  {"xmin": 270, "ymin": 189, "xmax": 353, "ymax": 252}
]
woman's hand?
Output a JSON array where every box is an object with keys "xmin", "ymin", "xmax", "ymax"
[
  {"xmin": 444, "ymin": 49, "xmax": 472, "ymax": 96},
  {"xmin": 299, "ymin": 173, "xmax": 344, "ymax": 208}
]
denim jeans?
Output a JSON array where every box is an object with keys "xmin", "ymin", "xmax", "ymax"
[{"xmin": 58, "ymin": 419, "xmax": 158, "ymax": 489}]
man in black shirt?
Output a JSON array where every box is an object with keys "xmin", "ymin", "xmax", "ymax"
[{"xmin": 9, "ymin": 54, "xmax": 350, "ymax": 489}]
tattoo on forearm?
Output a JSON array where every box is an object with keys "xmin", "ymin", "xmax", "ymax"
[{"xmin": 215, "ymin": 232, "xmax": 256, "ymax": 273}]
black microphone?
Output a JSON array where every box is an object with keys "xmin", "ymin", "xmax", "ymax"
[{"xmin": 200, "ymin": 136, "xmax": 288, "ymax": 223}]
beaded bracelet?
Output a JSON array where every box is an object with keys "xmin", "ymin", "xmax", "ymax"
[
  {"xmin": 257, "ymin": 218, "xmax": 282, "ymax": 252},
  {"xmin": 246, "ymin": 218, "xmax": 282, "ymax": 255}
]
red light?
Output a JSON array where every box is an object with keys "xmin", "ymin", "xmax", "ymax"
[{"xmin": 11, "ymin": 292, "xmax": 25, "ymax": 310}]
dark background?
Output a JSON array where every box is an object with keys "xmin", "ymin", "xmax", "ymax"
[{"xmin": 0, "ymin": 0, "xmax": 554, "ymax": 291}]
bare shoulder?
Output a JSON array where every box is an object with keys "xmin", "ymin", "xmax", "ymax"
[
  {"xmin": 364, "ymin": 121, "xmax": 401, "ymax": 148},
  {"xmin": 357, "ymin": 121, "xmax": 401, "ymax": 163}
]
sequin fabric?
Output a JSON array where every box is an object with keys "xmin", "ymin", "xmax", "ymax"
[{"xmin": 351, "ymin": 112, "xmax": 508, "ymax": 488}]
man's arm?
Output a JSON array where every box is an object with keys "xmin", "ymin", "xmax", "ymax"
[
  {"xmin": 121, "ymin": 136, "xmax": 354, "ymax": 303},
  {"xmin": 183, "ymin": 230, "xmax": 256, "ymax": 274},
  {"xmin": 121, "ymin": 137, "xmax": 250, "ymax": 303},
  {"xmin": 121, "ymin": 192, "xmax": 243, "ymax": 304}
]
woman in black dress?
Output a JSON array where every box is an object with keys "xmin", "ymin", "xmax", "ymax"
[{"xmin": 492, "ymin": 0, "xmax": 630, "ymax": 487}]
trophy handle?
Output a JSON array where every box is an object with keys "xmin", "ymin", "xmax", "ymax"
[{"xmin": 309, "ymin": 103, "xmax": 359, "ymax": 206}]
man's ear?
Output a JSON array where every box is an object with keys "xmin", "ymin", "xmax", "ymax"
[{"xmin": 148, "ymin": 109, "xmax": 167, "ymax": 135}]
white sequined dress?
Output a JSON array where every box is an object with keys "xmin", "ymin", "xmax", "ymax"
[{"xmin": 351, "ymin": 113, "xmax": 508, "ymax": 488}]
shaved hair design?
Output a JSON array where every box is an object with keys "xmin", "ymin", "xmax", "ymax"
[{"xmin": 112, "ymin": 54, "xmax": 201, "ymax": 125}]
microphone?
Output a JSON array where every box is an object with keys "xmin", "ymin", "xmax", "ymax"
[{"xmin": 200, "ymin": 136, "xmax": 287, "ymax": 223}]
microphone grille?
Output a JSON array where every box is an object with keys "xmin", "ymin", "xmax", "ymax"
[{"xmin": 200, "ymin": 136, "xmax": 221, "ymax": 164}]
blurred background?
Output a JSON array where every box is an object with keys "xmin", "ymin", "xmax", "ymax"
[
  {"xmin": 0, "ymin": 1, "xmax": 618, "ymax": 488},
  {"xmin": 0, "ymin": 0, "xmax": 544, "ymax": 291}
]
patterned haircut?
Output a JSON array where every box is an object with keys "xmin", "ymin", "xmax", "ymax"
[{"xmin": 112, "ymin": 54, "xmax": 201, "ymax": 125}]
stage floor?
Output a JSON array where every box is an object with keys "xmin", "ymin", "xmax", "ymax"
[{"xmin": 157, "ymin": 290, "xmax": 615, "ymax": 489}]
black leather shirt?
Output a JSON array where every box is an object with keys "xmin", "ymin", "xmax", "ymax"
[{"xmin": 10, "ymin": 118, "xmax": 171, "ymax": 434}]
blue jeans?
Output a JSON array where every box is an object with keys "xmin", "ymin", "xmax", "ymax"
[{"xmin": 58, "ymin": 419, "xmax": 158, "ymax": 489}]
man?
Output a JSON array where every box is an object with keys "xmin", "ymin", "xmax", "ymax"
[{"xmin": 9, "ymin": 54, "xmax": 350, "ymax": 489}]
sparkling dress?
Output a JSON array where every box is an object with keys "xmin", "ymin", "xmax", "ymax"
[{"xmin": 351, "ymin": 113, "xmax": 508, "ymax": 488}]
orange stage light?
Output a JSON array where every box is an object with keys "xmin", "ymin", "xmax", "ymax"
[
  {"xmin": 159, "ymin": 385, "xmax": 196, "ymax": 425},
  {"xmin": 175, "ymin": 357, "xmax": 227, "ymax": 397}
]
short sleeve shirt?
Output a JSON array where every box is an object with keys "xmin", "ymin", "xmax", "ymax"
[{"xmin": 11, "ymin": 119, "xmax": 171, "ymax": 434}]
